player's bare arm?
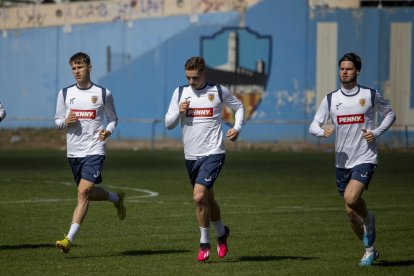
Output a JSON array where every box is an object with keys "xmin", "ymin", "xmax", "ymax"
[
  {"xmin": 361, "ymin": 129, "xmax": 375, "ymax": 143},
  {"xmin": 226, "ymin": 128, "xmax": 240, "ymax": 141},
  {"xmin": 323, "ymin": 128, "xmax": 334, "ymax": 138},
  {"xmin": 99, "ymin": 130, "xmax": 112, "ymax": 141},
  {"xmin": 65, "ymin": 111, "xmax": 78, "ymax": 127}
]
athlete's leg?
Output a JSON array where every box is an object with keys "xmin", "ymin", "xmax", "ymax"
[
  {"xmin": 345, "ymin": 204, "xmax": 364, "ymax": 240},
  {"xmin": 194, "ymin": 183, "xmax": 212, "ymax": 261},
  {"xmin": 88, "ymin": 185, "xmax": 110, "ymax": 201},
  {"xmin": 208, "ymin": 189, "xmax": 229, "ymax": 258},
  {"xmin": 72, "ymin": 179, "xmax": 95, "ymax": 224},
  {"xmin": 193, "ymin": 183, "xmax": 210, "ymax": 228},
  {"xmin": 82, "ymin": 184, "xmax": 126, "ymax": 220},
  {"xmin": 208, "ymin": 189, "xmax": 221, "ymax": 222},
  {"xmin": 343, "ymin": 179, "xmax": 367, "ymax": 239},
  {"xmin": 209, "ymin": 189, "xmax": 226, "ymax": 237},
  {"xmin": 59, "ymin": 179, "xmax": 94, "ymax": 247}
]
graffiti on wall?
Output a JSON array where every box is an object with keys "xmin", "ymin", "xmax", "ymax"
[
  {"xmin": 0, "ymin": 0, "xmax": 259, "ymax": 30},
  {"xmin": 0, "ymin": 0, "xmax": 164, "ymax": 30}
]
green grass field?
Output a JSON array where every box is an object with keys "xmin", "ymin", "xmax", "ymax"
[{"xmin": 0, "ymin": 149, "xmax": 413, "ymax": 275}]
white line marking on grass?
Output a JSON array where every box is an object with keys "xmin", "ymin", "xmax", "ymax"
[
  {"xmin": 0, "ymin": 180, "xmax": 159, "ymax": 204},
  {"xmin": 105, "ymin": 184, "xmax": 159, "ymax": 199}
]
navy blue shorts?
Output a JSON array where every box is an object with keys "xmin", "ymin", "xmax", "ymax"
[
  {"xmin": 185, "ymin": 154, "xmax": 225, "ymax": 190},
  {"xmin": 68, "ymin": 155, "xmax": 105, "ymax": 185},
  {"xmin": 335, "ymin": 163, "xmax": 377, "ymax": 196}
]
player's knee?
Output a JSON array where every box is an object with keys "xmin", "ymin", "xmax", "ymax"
[
  {"xmin": 193, "ymin": 192, "xmax": 207, "ymax": 206},
  {"xmin": 344, "ymin": 194, "xmax": 359, "ymax": 208},
  {"xmin": 77, "ymin": 187, "xmax": 90, "ymax": 201}
]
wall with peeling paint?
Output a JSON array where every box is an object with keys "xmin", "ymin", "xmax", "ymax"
[{"xmin": 0, "ymin": 0, "xmax": 413, "ymax": 144}]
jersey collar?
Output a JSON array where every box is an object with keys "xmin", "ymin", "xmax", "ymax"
[
  {"xmin": 340, "ymin": 85, "xmax": 360, "ymax": 97},
  {"xmin": 76, "ymin": 82, "xmax": 94, "ymax": 90},
  {"xmin": 193, "ymin": 83, "xmax": 208, "ymax": 91}
]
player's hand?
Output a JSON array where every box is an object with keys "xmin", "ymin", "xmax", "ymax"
[
  {"xmin": 179, "ymin": 99, "xmax": 190, "ymax": 114},
  {"xmin": 65, "ymin": 111, "xmax": 78, "ymax": 127},
  {"xmin": 226, "ymin": 128, "xmax": 240, "ymax": 142},
  {"xmin": 323, "ymin": 128, "xmax": 334, "ymax": 138},
  {"xmin": 98, "ymin": 130, "xmax": 111, "ymax": 141},
  {"xmin": 362, "ymin": 129, "xmax": 375, "ymax": 142}
]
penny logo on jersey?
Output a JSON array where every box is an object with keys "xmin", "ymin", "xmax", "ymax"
[
  {"xmin": 71, "ymin": 109, "xmax": 97, "ymax": 119},
  {"xmin": 201, "ymin": 27, "xmax": 271, "ymax": 125},
  {"xmin": 337, "ymin": 114, "xmax": 364, "ymax": 125},
  {"xmin": 186, "ymin": 108, "xmax": 213, "ymax": 117}
]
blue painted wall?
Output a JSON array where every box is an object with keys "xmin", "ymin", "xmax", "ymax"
[{"xmin": 0, "ymin": 0, "xmax": 413, "ymax": 144}]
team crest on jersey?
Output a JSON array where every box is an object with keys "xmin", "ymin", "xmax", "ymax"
[
  {"xmin": 91, "ymin": 96, "xmax": 98, "ymax": 104},
  {"xmin": 208, "ymin": 93, "xmax": 215, "ymax": 102},
  {"xmin": 359, "ymin": 98, "xmax": 366, "ymax": 107}
]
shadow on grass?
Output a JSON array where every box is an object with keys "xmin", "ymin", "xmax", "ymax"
[
  {"xmin": 64, "ymin": 249, "xmax": 189, "ymax": 259},
  {"xmin": 0, "ymin": 243, "xmax": 56, "ymax": 250},
  {"xmin": 239, "ymin": 255, "xmax": 318, "ymax": 262},
  {"xmin": 376, "ymin": 260, "xmax": 414, "ymax": 267},
  {"xmin": 121, "ymin": 249, "xmax": 190, "ymax": 256}
]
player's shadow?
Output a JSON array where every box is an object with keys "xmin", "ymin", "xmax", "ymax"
[
  {"xmin": 239, "ymin": 255, "xmax": 318, "ymax": 262},
  {"xmin": 121, "ymin": 249, "xmax": 190, "ymax": 256},
  {"xmin": 0, "ymin": 243, "xmax": 55, "ymax": 250},
  {"xmin": 375, "ymin": 260, "xmax": 414, "ymax": 267}
]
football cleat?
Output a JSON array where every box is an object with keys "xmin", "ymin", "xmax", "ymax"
[
  {"xmin": 359, "ymin": 249, "xmax": 379, "ymax": 266},
  {"xmin": 197, "ymin": 243, "xmax": 211, "ymax": 262},
  {"xmin": 55, "ymin": 235, "xmax": 71, "ymax": 253},
  {"xmin": 114, "ymin": 192, "xmax": 126, "ymax": 220},
  {"xmin": 217, "ymin": 226, "xmax": 230, "ymax": 258},
  {"xmin": 362, "ymin": 213, "xmax": 376, "ymax": 248}
]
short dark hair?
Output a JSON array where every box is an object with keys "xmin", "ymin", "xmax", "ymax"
[
  {"xmin": 69, "ymin": 52, "xmax": 91, "ymax": 65},
  {"xmin": 338, "ymin": 52, "xmax": 361, "ymax": 71},
  {"xmin": 185, "ymin": 56, "xmax": 205, "ymax": 72}
]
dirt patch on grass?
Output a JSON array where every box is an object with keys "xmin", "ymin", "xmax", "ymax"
[
  {"xmin": 0, "ymin": 128, "xmax": 321, "ymax": 151},
  {"xmin": 0, "ymin": 128, "xmax": 407, "ymax": 152}
]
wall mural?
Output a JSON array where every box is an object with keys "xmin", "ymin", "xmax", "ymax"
[{"xmin": 201, "ymin": 27, "xmax": 272, "ymax": 125}]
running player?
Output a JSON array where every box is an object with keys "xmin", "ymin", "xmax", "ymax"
[
  {"xmin": 54, "ymin": 52, "xmax": 126, "ymax": 253},
  {"xmin": 309, "ymin": 52, "xmax": 396, "ymax": 266},
  {"xmin": 0, "ymin": 101, "xmax": 6, "ymax": 122},
  {"xmin": 165, "ymin": 56, "xmax": 244, "ymax": 262}
]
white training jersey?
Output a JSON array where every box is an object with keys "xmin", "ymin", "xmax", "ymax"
[
  {"xmin": 309, "ymin": 85, "xmax": 396, "ymax": 168},
  {"xmin": 165, "ymin": 84, "xmax": 244, "ymax": 160},
  {"xmin": 0, "ymin": 101, "xmax": 5, "ymax": 121},
  {"xmin": 55, "ymin": 83, "xmax": 118, "ymax": 158}
]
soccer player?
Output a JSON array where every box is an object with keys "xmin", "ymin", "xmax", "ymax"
[
  {"xmin": 309, "ymin": 52, "xmax": 396, "ymax": 266},
  {"xmin": 0, "ymin": 101, "xmax": 6, "ymax": 122},
  {"xmin": 165, "ymin": 57, "xmax": 244, "ymax": 262},
  {"xmin": 54, "ymin": 52, "xmax": 126, "ymax": 253}
]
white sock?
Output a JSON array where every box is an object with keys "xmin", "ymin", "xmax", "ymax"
[
  {"xmin": 366, "ymin": 245, "xmax": 376, "ymax": 253},
  {"xmin": 67, "ymin": 223, "xmax": 80, "ymax": 243},
  {"xmin": 212, "ymin": 220, "xmax": 225, "ymax": 237},
  {"xmin": 199, "ymin": 227, "xmax": 210, "ymax": 244},
  {"xmin": 108, "ymin": 192, "xmax": 119, "ymax": 203}
]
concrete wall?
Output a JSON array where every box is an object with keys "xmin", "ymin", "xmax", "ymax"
[
  {"xmin": 0, "ymin": 0, "xmax": 259, "ymax": 30},
  {"xmin": 0, "ymin": 0, "xmax": 413, "ymax": 144}
]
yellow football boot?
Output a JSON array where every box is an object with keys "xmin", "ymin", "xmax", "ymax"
[
  {"xmin": 114, "ymin": 192, "xmax": 126, "ymax": 220},
  {"xmin": 55, "ymin": 236, "xmax": 70, "ymax": 253}
]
